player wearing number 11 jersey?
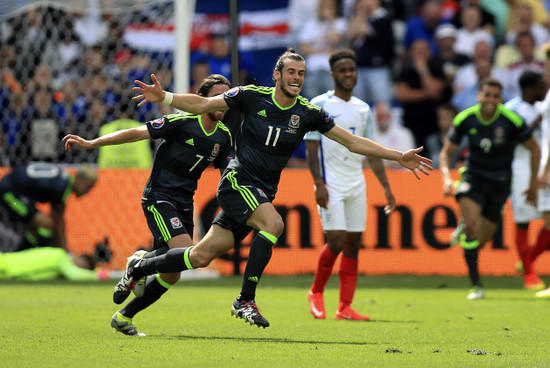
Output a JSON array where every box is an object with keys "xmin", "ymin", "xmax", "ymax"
[{"xmin": 125, "ymin": 48, "xmax": 432, "ymax": 329}]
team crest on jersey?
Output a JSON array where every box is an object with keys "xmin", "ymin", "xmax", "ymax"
[
  {"xmin": 151, "ymin": 118, "xmax": 164, "ymax": 128},
  {"xmin": 170, "ymin": 217, "xmax": 183, "ymax": 229},
  {"xmin": 225, "ymin": 87, "xmax": 239, "ymax": 97},
  {"xmin": 208, "ymin": 143, "xmax": 221, "ymax": 162},
  {"xmin": 494, "ymin": 127, "xmax": 505, "ymax": 144},
  {"xmin": 289, "ymin": 115, "xmax": 300, "ymax": 128},
  {"xmin": 257, "ymin": 188, "xmax": 267, "ymax": 198}
]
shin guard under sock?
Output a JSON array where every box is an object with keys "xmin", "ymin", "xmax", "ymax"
[
  {"xmin": 135, "ymin": 246, "xmax": 194, "ymax": 279},
  {"xmin": 311, "ymin": 244, "xmax": 338, "ymax": 294}
]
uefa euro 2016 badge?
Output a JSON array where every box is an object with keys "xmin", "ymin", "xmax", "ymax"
[
  {"xmin": 151, "ymin": 118, "xmax": 164, "ymax": 128},
  {"xmin": 170, "ymin": 217, "xmax": 183, "ymax": 229}
]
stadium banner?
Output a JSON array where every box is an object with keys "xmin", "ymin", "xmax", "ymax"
[{"xmin": 3, "ymin": 167, "xmax": 548, "ymax": 276}]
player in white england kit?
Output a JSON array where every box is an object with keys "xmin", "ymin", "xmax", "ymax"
[
  {"xmin": 305, "ymin": 49, "xmax": 396, "ymax": 320},
  {"xmin": 506, "ymin": 70, "xmax": 547, "ymax": 290},
  {"xmin": 534, "ymin": 71, "xmax": 550, "ymax": 298}
]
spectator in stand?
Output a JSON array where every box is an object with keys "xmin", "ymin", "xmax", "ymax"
[
  {"xmin": 451, "ymin": 57, "xmax": 509, "ymax": 111},
  {"xmin": 298, "ymin": 0, "xmax": 348, "ymax": 99},
  {"xmin": 372, "ymin": 101, "xmax": 416, "ymax": 169},
  {"xmin": 452, "ymin": 0, "xmax": 496, "ymax": 36},
  {"xmin": 191, "ymin": 33, "xmax": 255, "ymax": 85},
  {"xmin": 453, "ymin": 39, "xmax": 501, "ymax": 93},
  {"xmin": 435, "ymin": 24, "xmax": 471, "ymax": 85},
  {"xmin": 454, "ymin": 5, "xmax": 494, "ymax": 59},
  {"xmin": 3, "ymin": 93, "xmax": 31, "ymax": 166},
  {"xmin": 503, "ymin": 31, "xmax": 545, "ymax": 99},
  {"xmin": 505, "ymin": 2, "xmax": 550, "ymax": 48},
  {"xmin": 395, "ymin": 38, "xmax": 447, "ymax": 149},
  {"xmin": 403, "ymin": 0, "xmax": 448, "ymax": 57},
  {"xmin": 425, "ymin": 103, "xmax": 468, "ymax": 168},
  {"xmin": 190, "ymin": 59, "xmax": 211, "ymax": 94},
  {"xmin": 347, "ymin": 0, "xmax": 394, "ymax": 104},
  {"xmin": 506, "ymin": 0, "xmax": 550, "ymax": 33}
]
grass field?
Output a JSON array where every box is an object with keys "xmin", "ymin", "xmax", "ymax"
[{"xmin": 1, "ymin": 275, "xmax": 548, "ymax": 368}]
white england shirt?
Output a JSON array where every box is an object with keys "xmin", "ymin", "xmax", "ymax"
[{"xmin": 304, "ymin": 91, "xmax": 373, "ymax": 190}]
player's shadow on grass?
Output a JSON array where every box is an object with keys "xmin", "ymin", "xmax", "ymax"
[{"xmin": 157, "ymin": 334, "xmax": 385, "ymax": 345}]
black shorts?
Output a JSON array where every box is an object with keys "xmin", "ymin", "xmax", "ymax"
[
  {"xmin": 214, "ymin": 169, "xmax": 272, "ymax": 243},
  {"xmin": 142, "ymin": 201, "xmax": 194, "ymax": 249},
  {"xmin": 455, "ymin": 171, "xmax": 510, "ymax": 223},
  {"xmin": 0, "ymin": 191, "xmax": 38, "ymax": 223},
  {"xmin": 216, "ymin": 169, "xmax": 272, "ymax": 224}
]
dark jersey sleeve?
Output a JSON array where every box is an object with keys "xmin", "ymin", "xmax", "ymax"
[
  {"xmin": 223, "ymin": 86, "xmax": 246, "ymax": 111},
  {"xmin": 146, "ymin": 115, "xmax": 180, "ymax": 140},
  {"xmin": 314, "ymin": 108, "xmax": 335, "ymax": 134},
  {"xmin": 515, "ymin": 121, "xmax": 532, "ymax": 143}
]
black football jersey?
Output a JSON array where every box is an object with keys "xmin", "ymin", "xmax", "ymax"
[
  {"xmin": 142, "ymin": 112, "xmax": 232, "ymax": 207},
  {"xmin": 223, "ymin": 85, "xmax": 335, "ymax": 197},
  {"xmin": 450, "ymin": 103, "xmax": 532, "ymax": 181}
]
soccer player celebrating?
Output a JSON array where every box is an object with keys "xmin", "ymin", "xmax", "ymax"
[
  {"xmin": 440, "ymin": 77, "xmax": 540, "ymax": 300},
  {"xmin": 121, "ymin": 48, "xmax": 432, "ymax": 329},
  {"xmin": 63, "ymin": 74, "xmax": 233, "ymax": 336},
  {"xmin": 305, "ymin": 49, "xmax": 396, "ymax": 321}
]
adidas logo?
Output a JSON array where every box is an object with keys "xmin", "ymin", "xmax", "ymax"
[
  {"xmin": 248, "ymin": 276, "xmax": 259, "ymax": 283},
  {"xmin": 257, "ymin": 110, "xmax": 267, "ymax": 117},
  {"xmin": 186, "ymin": 138, "xmax": 194, "ymax": 146}
]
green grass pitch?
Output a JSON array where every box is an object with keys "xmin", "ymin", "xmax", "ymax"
[{"xmin": 0, "ymin": 275, "xmax": 548, "ymax": 367}]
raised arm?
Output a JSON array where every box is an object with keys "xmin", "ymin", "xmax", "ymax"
[
  {"xmin": 323, "ymin": 125, "xmax": 432, "ymax": 179},
  {"xmin": 132, "ymin": 73, "xmax": 229, "ymax": 114},
  {"xmin": 63, "ymin": 125, "xmax": 150, "ymax": 151}
]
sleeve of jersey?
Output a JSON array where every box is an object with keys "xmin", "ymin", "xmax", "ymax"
[
  {"xmin": 222, "ymin": 86, "xmax": 245, "ymax": 110},
  {"xmin": 146, "ymin": 116, "xmax": 173, "ymax": 140},
  {"xmin": 363, "ymin": 109, "xmax": 375, "ymax": 140},
  {"xmin": 316, "ymin": 109, "xmax": 336, "ymax": 134},
  {"xmin": 449, "ymin": 116, "xmax": 465, "ymax": 145},
  {"xmin": 517, "ymin": 123, "xmax": 533, "ymax": 142}
]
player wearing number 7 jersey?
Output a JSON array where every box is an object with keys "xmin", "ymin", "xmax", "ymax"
[
  {"xmin": 125, "ymin": 47, "xmax": 433, "ymax": 329},
  {"xmin": 63, "ymin": 74, "xmax": 232, "ymax": 336}
]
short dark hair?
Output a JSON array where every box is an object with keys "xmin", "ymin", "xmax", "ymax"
[
  {"xmin": 518, "ymin": 70, "xmax": 543, "ymax": 91},
  {"xmin": 274, "ymin": 47, "xmax": 305, "ymax": 73},
  {"xmin": 516, "ymin": 30, "xmax": 535, "ymax": 46},
  {"xmin": 479, "ymin": 77, "xmax": 503, "ymax": 91},
  {"xmin": 197, "ymin": 74, "xmax": 231, "ymax": 96},
  {"xmin": 329, "ymin": 49, "xmax": 356, "ymax": 71}
]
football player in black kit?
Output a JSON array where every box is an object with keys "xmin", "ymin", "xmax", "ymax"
[
  {"xmin": 121, "ymin": 48, "xmax": 433, "ymax": 329},
  {"xmin": 0, "ymin": 163, "xmax": 97, "ymax": 251},
  {"xmin": 63, "ymin": 74, "xmax": 233, "ymax": 336}
]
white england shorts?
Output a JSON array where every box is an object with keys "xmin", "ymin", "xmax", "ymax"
[
  {"xmin": 511, "ymin": 165, "xmax": 540, "ymax": 223},
  {"xmin": 318, "ymin": 181, "xmax": 367, "ymax": 232}
]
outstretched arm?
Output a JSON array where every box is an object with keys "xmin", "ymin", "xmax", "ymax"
[
  {"xmin": 324, "ymin": 125, "xmax": 432, "ymax": 179},
  {"xmin": 132, "ymin": 73, "xmax": 229, "ymax": 114},
  {"xmin": 62, "ymin": 126, "xmax": 150, "ymax": 151}
]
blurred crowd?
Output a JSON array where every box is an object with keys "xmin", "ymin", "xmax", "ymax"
[{"xmin": 2, "ymin": 0, "xmax": 550, "ymax": 168}]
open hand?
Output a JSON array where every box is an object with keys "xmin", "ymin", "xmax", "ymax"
[
  {"xmin": 133, "ymin": 73, "xmax": 164, "ymax": 107},
  {"xmin": 398, "ymin": 147, "xmax": 433, "ymax": 180}
]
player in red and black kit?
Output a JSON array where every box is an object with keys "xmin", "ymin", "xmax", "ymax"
[
  {"xmin": 120, "ymin": 48, "xmax": 433, "ymax": 329},
  {"xmin": 63, "ymin": 74, "xmax": 233, "ymax": 336}
]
